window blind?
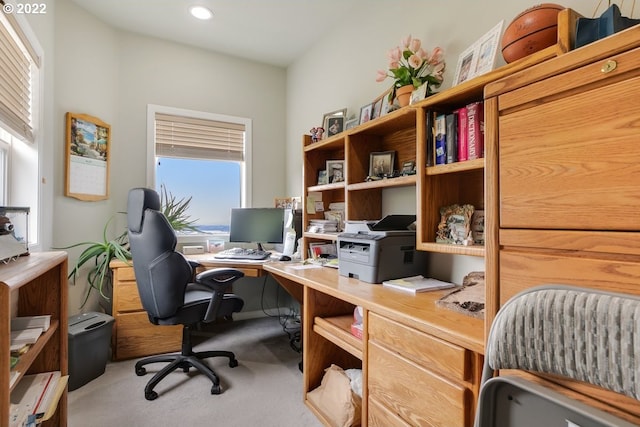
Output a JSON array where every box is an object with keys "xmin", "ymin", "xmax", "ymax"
[
  {"xmin": 155, "ymin": 113, "xmax": 245, "ymax": 162},
  {"xmin": 0, "ymin": 4, "xmax": 37, "ymax": 142}
]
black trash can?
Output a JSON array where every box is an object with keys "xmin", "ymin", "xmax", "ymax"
[{"xmin": 68, "ymin": 312, "xmax": 114, "ymax": 391}]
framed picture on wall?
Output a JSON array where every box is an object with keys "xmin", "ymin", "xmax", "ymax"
[{"xmin": 64, "ymin": 112, "xmax": 111, "ymax": 201}]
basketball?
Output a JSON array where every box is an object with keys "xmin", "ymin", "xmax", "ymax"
[{"xmin": 501, "ymin": 3, "xmax": 565, "ymax": 63}]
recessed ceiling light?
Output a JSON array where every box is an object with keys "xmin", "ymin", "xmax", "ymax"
[{"xmin": 189, "ymin": 6, "xmax": 213, "ymax": 20}]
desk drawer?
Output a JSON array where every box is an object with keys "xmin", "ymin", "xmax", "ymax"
[
  {"xmin": 368, "ymin": 312, "xmax": 470, "ymax": 381},
  {"xmin": 114, "ymin": 280, "xmax": 143, "ymax": 313},
  {"xmin": 368, "ymin": 341, "xmax": 469, "ymax": 427},
  {"xmin": 114, "ymin": 312, "xmax": 182, "ymax": 360}
]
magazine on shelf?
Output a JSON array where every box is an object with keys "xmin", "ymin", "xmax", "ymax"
[
  {"xmin": 382, "ymin": 276, "xmax": 456, "ymax": 294},
  {"xmin": 11, "ymin": 315, "xmax": 51, "ymax": 332}
]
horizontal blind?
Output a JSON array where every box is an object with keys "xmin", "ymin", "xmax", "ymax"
[
  {"xmin": 155, "ymin": 113, "xmax": 245, "ymax": 161},
  {"xmin": 0, "ymin": 5, "xmax": 35, "ymax": 142}
]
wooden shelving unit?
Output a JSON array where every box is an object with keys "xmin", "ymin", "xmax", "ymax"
[{"xmin": 1, "ymin": 251, "xmax": 69, "ymax": 427}]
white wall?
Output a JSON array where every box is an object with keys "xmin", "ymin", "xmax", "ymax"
[
  {"xmin": 37, "ymin": 0, "xmax": 288, "ymax": 313},
  {"xmin": 286, "ymin": 0, "xmax": 590, "ymax": 283}
]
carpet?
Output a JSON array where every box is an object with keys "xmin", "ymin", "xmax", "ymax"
[{"xmin": 68, "ymin": 316, "xmax": 322, "ymax": 427}]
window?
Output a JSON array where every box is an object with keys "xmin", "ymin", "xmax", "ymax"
[
  {"xmin": 147, "ymin": 105, "xmax": 252, "ymax": 237},
  {"xmin": 0, "ymin": 1, "xmax": 41, "ymax": 247}
]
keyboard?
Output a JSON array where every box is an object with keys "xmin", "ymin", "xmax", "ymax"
[{"xmin": 213, "ymin": 248, "xmax": 271, "ymax": 260}]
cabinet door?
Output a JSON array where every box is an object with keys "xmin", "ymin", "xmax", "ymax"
[{"xmin": 498, "ymin": 71, "xmax": 640, "ymax": 231}]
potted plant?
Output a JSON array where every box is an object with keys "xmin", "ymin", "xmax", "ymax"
[{"xmin": 62, "ymin": 186, "xmax": 198, "ymax": 310}]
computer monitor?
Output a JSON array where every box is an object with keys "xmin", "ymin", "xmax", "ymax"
[{"xmin": 229, "ymin": 208, "xmax": 285, "ymax": 251}]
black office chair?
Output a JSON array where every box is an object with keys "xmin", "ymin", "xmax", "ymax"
[{"xmin": 126, "ymin": 187, "xmax": 245, "ymax": 401}]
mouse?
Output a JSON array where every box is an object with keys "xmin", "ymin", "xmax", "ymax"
[{"xmin": 279, "ymin": 255, "xmax": 292, "ymax": 261}]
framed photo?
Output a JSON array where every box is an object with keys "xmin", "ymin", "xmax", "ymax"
[
  {"xmin": 473, "ymin": 21, "xmax": 504, "ymax": 77},
  {"xmin": 317, "ymin": 170, "xmax": 328, "ymax": 185},
  {"xmin": 435, "ymin": 204, "xmax": 475, "ymax": 245},
  {"xmin": 453, "ymin": 20, "xmax": 504, "ymax": 86},
  {"xmin": 359, "ymin": 103, "xmax": 373, "ymax": 124},
  {"xmin": 65, "ymin": 112, "xmax": 111, "ymax": 201},
  {"xmin": 322, "ymin": 108, "xmax": 347, "ymax": 138},
  {"xmin": 380, "ymin": 91, "xmax": 392, "ymax": 117},
  {"xmin": 345, "ymin": 118, "xmax": 359, "ymax": 130},
  {"xmin": 326, "ymin": 160, "xmax": 345, "ymax": 183},
  {"xmin": 410, "ymin": 82, "xmax": 429, "ymax": 105},
  {"xmin": 453, "ymin": 43, "xmax": 477, "ymax": 86},
  {"xmin": 368, "ymin": 151, "xmax": 396, "ymax": 177}
]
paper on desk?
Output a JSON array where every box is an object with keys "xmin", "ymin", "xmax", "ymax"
[{"xmin": 291, "ymin": 264, "xmax": 323, "ymax": 270}]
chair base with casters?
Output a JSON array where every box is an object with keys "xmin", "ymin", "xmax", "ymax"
[{"xmin": 135, "ymin": 323, "xmax": 238, "ymax": 401}]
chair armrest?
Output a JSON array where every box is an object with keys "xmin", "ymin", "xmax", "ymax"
[
  {"xmin": 188, "ymin": 260, "xmax": 202, "ymax": 270},
  {"xmin": 195, "ymin": 268, "xmax": 245, "ymax": 293}
]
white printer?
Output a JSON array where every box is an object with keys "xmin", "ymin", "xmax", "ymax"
[{"xmin": 337, "ymin": 215, "xmax": 428, "ymax": 283}]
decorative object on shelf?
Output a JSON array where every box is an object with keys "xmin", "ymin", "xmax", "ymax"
[
  {"xmin": 322, "ymin": 108, "xmax": 347, "ymax": 137},
  {"xmin": 376, "ymin": 34, "xmax": 445, "ymax": 105},
  {"xmin": 394, "ymin": 84, "xmax": 414, "ymax": 107},
  {"xmin": 501, "ymin": 3, "xmax": 564, "ymax": 63},
  {"xmin": 310, "ymin": 126, "xmax": 324, "ymax": 142},
  {"xmin": 401, "ymin": 161, "xmax": 416, "ymax": 176},
  {"xmin": 453, "ymin": 21, "xmax": 504, "ymax": 86},
  {"xmin": 317, "ymin": 170, "xmax": 328, "ymax": 185},
  {"xmin": 435, "ymin": 204, "xmax": 475, "ymax": 245},
  {"xmin": 326, "ymin": 160, "xmax": 345, "ymax": 183},
  {"xmin": 345, "ymin": 118, "xmax": 359, "ymax": 130},
  {"xmin": 575, "ymin": 0, "xmax": 640, "ymax": 48},
  {"xmin": 359, "ymin": 103, "xmax": 373, "ymax": 124},
  {"xmin": 368, "ymin": 150, "xmax": 396, "ymax": 178},
  {"xmin": 471, "ymin": 209, "xmax": 485, "ymax": 245},
  {"xmin": 0, "ymin": 206, "xmax": 30, "ymax": 263}
]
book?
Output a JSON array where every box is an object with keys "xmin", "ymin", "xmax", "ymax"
[
  {"xmin": 445, "ymin": 112, "xmax": 458, "ymax": 164},
  {"xmin": 9, "ymin": 371, "xmax": 67, "ymax": 426},
  {"xmin": 11, "ymin": 315, "xmax": 51, "ymax": 332},
  {"xmin": 10, "ymin": 328, "xmax": 43, "ymax": 346},
  {"xmin": 434, "ymin": 113, "xmax": 447, "ymax": 165},
  {"xmin": 466, "ymin": 101, "xmax": 484, "ymax": 160},
  {"xmin": 425, "ymin": 110, "xmax": 435, "ymax": 166},
  {"xmin": 455, "ymin": 106, "xmax": 468, "ymax": 162},
  {"xmin": 382, "ymin": 275, "xmax": 456, "ymax": 294}
]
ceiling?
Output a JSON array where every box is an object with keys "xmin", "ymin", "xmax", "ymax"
[{"xmin": 70, "ymin": 0, "xmax": 366, "ymax": 67}]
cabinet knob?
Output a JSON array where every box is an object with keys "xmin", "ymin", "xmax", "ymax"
[{"xmin": 601, "ymin": 60, "xmax": 617, "ymax": 74}]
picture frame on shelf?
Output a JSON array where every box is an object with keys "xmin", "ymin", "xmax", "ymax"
[
  {"xmin": 472, "ymin": 21, "xmax": 504, "ymax": 78},
  {"xmin": 401, "ymin": 160, "xmax": 416, "ymax": 175},
  {"xmin": 453, "ymin": 43, "xmax": 477, "ymax": 86},
  {"xmin": 359, "ymin": 103, "xmax": 373, "ymax": 124},
  {"xmin": 368, "ymin": 151, "xmax": 396, "ymax": 177},
  {"xmin": 435, "ymin": 204, "xmax": 475, "ymax": 245},
  {"xmin": 410, "ymin": 82, "xmax": 429, "ymax": 104},
  {"xmin": 326, "ymin": 160, "xmax": 345, "ymax": 183},
  {"xmin": 345, "ymin": 118, "xmax": 359, "ymax": 130},
  {"xmin": 380, "ymin": 90, "xmax": 392, "ymax": 117},
  {"xmin": 317, "ymin": 169, "xmax": 328, "ymax": 185},
  {"xmin": 322, "ymin": 108, "xmax": 347, "ymax": 137}
]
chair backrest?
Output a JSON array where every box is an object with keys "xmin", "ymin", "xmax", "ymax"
[
  {"xmin": 484, "ymin": 285, "xmax": 640, "ymax": 401},
  {"xmin": 127, "ymin": 187, "xmax": 193, "ymax": 321}
]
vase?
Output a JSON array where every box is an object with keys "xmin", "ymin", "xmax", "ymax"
[{"xmin": 395, "ymin": 84, "xmax": 414, "ymax": 107}]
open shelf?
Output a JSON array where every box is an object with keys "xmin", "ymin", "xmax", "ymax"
[{"xmin": 313, "ymin": 315, "xmax": 362, "ymax": 360}]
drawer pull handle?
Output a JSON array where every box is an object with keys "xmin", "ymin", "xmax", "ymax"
[{"xmin": 601, "ymin": 60, "xmax": 617, "ymax": 73}]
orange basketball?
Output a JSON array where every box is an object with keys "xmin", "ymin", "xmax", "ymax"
[{"xmin": 501, "ymin": 3, "xmax": 565, "ymax": 63}]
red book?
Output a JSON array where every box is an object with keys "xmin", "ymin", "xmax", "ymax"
[
  {"xmin": 455, "ymin": 107, "xmax": 468, "ymax": 162},
  {"xmin": 466, "ymin": 102, "xmax": 484, "ymax": 160}
]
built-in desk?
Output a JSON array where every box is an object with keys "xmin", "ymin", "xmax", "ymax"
[
  {"xmin": 110, "ymin": 257, "xmax": 270, "ymax": 361},
  {"xmin": 264, "ymin": 262, "xmax": 484, "ymax": 427}
]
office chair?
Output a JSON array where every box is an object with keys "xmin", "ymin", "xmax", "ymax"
[
  {"xmin": 127, "ymin": 187, "xmax": 245, "ymax": 401},
  {"xmin": 475, "ymin": 285, "xmax": 640, "ymax": 426}
]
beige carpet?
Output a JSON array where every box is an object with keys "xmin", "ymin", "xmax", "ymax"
[{"xmin": 68, "ymin": 316, "xmax": 322, "ymax": 427}]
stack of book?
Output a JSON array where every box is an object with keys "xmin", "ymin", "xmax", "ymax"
[
  {"xmin": 10, "ymin": 315, "xmax": 51, "ymax": 356},
  {"xmin": 307, "ymin": 219, "xmax": 339, "ymax": 234},
  {"xmin": 382, "ymin": 276, "xmax": 456, "ymax": 294}
]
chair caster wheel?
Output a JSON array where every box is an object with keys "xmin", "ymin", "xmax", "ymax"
[
  {"xmin": 211, "ymin": 385, "xmax": 222, "ymax": 395},
  {"xmin": 145, "ymin": 390, "xmax": 158, "ymax": 401},
  {"xmin": 229, "ymin": 359, "xmax": 238, "ymax": 368},
  {"xmin": 136, "ymin": 367, "xmax": 146, "ymax": 376},
  {"xmin": 182, "ymin": 367, "xmax": 190, "ymax": 373}
]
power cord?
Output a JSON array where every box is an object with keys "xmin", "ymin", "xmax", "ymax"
[{"xmin": 259, "ymin": 274, "xmax": 301, "ymax": 353}]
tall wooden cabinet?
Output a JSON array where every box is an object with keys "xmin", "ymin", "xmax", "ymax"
[
  {"xmin": 1, "ymin": 252, "xmax": 69, "ymax": 427},
  {"xmin": 485, "ymin": 26, "xmax": 640, "ymax": 424}
]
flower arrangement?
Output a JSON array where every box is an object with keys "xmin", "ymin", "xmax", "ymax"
[{"xmin": 376, "ymin": 35, "xmax": 446, "ymax": 101}]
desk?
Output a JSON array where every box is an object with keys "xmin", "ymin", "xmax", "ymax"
[
  {"xmin": 264, "ymin": 261, "xmax": 484, "ymax": 427},
  {"xmin": 110, "ymin": 257, "xmax": 271, "ymax": 361}
]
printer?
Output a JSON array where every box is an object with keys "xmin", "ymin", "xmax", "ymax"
[{"xmin": 337, "ymin": 215, "xmax": 428, "ymax": 283}]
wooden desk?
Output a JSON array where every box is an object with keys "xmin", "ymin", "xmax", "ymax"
[
  {"xmin": 264, "ymin": 262, "xmax": 484, "ymax": 427},
  {"xmin": 110, "ymin": 257, "xmax": 271, "ymax": 360}
]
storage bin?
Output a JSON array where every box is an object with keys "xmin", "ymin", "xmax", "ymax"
[{"xmin": 68, "ymin": 312, "xmax": 114, "ymax": 391}]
